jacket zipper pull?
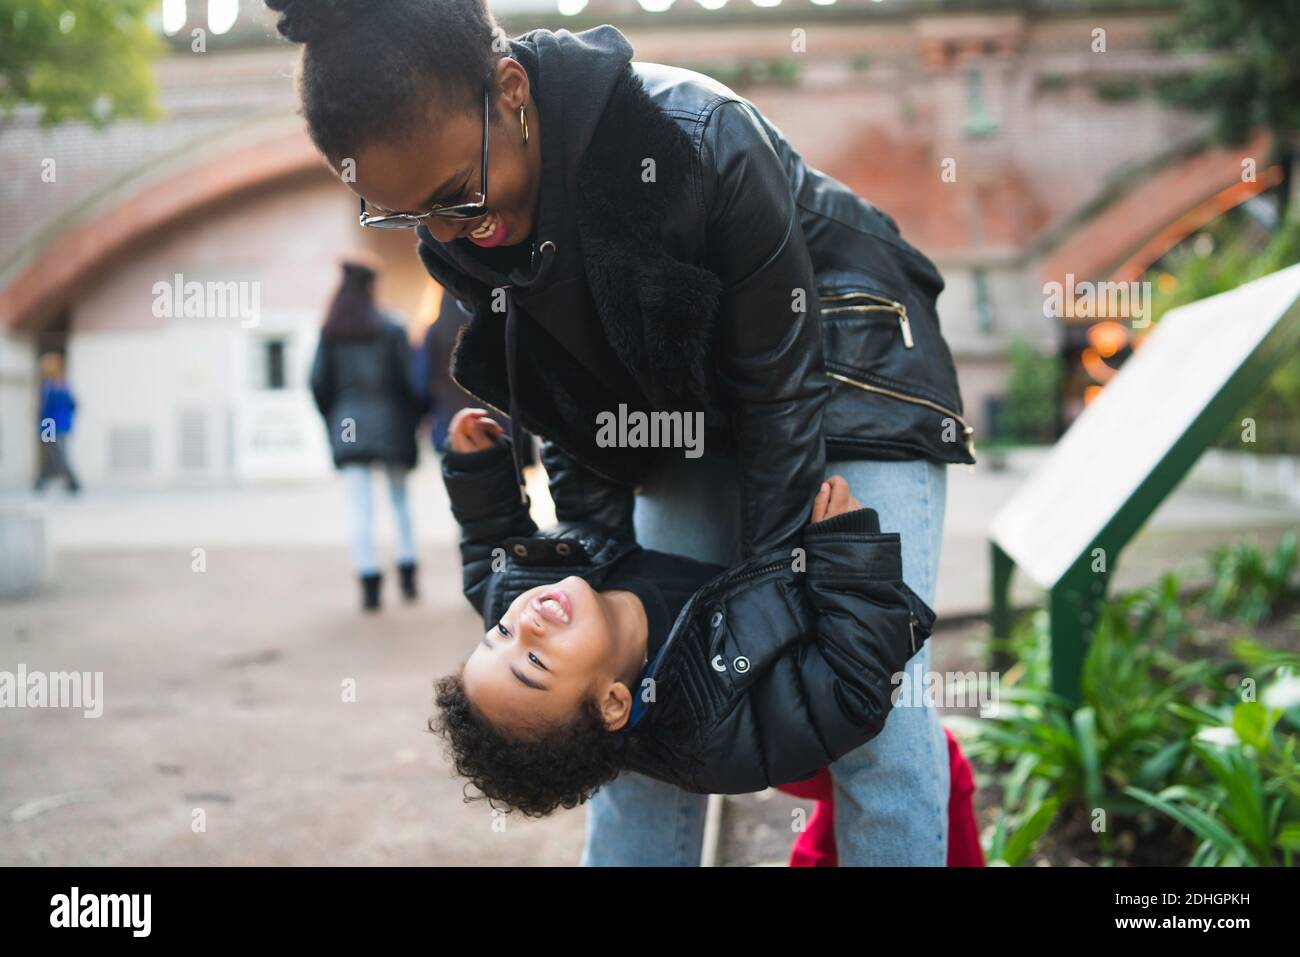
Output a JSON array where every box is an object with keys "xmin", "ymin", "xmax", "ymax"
[
  {"xmin": 909, "ymin": 614, "xmax": 917, "ymax": 656},
  {"xmin": 965, "ymin": 427, "xmax": 977, "ymax": 473},
  {"xmin": 897, "ymin": 306, "xmax": 914, "ymax": 349}
]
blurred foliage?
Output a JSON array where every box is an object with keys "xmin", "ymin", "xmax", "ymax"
[
  {"xmin": 1154, "ymin": 0, "xmax": 1300, "ymax": 151},
  {"xmin": 1145, "ymin": 210, "xmax": 1300, "ymax": 454},
  {"xmin": 684, "ymin": 59, "xmax": 800, "ymax": 91},
  {"xmin": 1203, "ymin": 533, "xmax": 1299, "ymax": 626},
  {"xmin": 1092, "ymin": 77, "xmax": 1143, "ymax": 102},
  {"xmin": 999, "ymin": 338, "xmax": 1062, "ymax": 444},
  {"xmin": 1126, "ymin": 701, "xmax": 1300, "ymax": 867},
  {"xmin": 0, "ymin": 0, "xmax": 163, "ymax": 127},
  {"xmin": 951, "ymin": 535, "xmax": 1300, "ymax": 865}
]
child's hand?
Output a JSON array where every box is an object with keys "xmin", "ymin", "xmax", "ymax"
[
  {"xmin": 810, "ymin": 475, "xmax": 862, "ymax": 522},
  {"xmin": 448, "ymin": 408, "xmax": 505, "ymax": 453}
]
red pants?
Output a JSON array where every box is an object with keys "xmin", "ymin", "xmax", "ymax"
[{"xmin": 773, "ymin": 726, "xmax": 984, "ymax": 867}]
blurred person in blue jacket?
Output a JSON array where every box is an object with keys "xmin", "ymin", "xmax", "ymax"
[{"xmin": 34, "ymin": 351, "xmax": 81, "ymax": 495}]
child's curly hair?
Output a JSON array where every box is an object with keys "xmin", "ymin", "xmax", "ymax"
[{"xmin": 429, "ymin": 668, "xmax": 631, "ymax": 818}]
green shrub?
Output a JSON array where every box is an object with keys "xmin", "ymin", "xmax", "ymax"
[
  {"xmin": 1127, "ymin": 684, "xmax": 1300, "ymax": 866},
  {"xmin": 959, "ymin": 536, "xmax": 1300, "ymax": 865},
  {"xmin": 1201, "ymin": 533, "xmax": 1300, "ymax": 625},
  {"xmin": 998, "ymin": 338, "xmax": 1061, "ymax": 444}
]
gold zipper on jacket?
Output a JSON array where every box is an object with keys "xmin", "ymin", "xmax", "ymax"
[
  {"xmin": 826, "ymin": 370, "xmax": 977, "ymax": 464},
  {"xmin": 819, "ymin": 291, "xmax": 914, "ymax": 348}
]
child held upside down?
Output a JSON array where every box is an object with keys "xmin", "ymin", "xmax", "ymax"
[{"xmin": 428, "ymin": 407, "xmax": 939, "ymax": 819}]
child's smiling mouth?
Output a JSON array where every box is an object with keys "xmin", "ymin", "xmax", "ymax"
[{"xmin": 533, "ymin": 588, "xmax": 572, "ymax": 625}]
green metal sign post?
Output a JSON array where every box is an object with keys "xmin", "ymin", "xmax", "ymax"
[{"xmin": 989, "ymin": 264, "xmax": 1300, "ymax": 708}]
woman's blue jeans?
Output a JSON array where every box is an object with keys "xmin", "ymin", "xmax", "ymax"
[
  {"xmin": 341, "ymin": 462, "xmax": 416, "ymax": 575},
  {"xmin": 580, "ymin": 448, "xmax": 950, "ymax": 866}
]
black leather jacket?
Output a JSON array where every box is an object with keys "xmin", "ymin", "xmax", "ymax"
[
  {"xmin": 417, "ymin": 26, "xmax": 975, "ymax": 562},
  {"xmin": 442, "ymin": 438, "xmax": 938, "ymax": 795}
]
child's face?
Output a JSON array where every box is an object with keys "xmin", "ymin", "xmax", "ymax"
[{"xmin": 462, "ymin": 575, "xmax": 634, "ymax": 736}]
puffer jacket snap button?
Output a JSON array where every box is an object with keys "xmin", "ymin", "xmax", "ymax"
[
  {"xmin": 511, "ymin": 543, "xmax": 528, "ymax": 558},
  {"xmin": 556, "ymin": 542, "xmax": 571, "ymax": 556},
  {"xmin": 734, "ymin": 656, "xmax": 750, "ymax": 673}
]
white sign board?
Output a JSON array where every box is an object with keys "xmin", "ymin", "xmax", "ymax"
[{"xmin": 990, "ymin": 263, "xmax": 1300, "ymax": 588}]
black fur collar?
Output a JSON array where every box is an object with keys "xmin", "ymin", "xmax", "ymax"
[{"xmin": 437, "ymin": 65, "xmax": 725, "ymax": 485}]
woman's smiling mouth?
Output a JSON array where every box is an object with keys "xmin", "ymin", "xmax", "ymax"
[
  {"xmin": 533, "ymin": 588, "xmax": 572, "ymax": 625},
  {"xmin": 467, "ymin": 209, "xmax": 508, "ymax": 247}
]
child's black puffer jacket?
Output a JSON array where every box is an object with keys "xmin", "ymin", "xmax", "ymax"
[{"xmin": 443, "ymin": 438, "xmax": 937, "ymax": 795}]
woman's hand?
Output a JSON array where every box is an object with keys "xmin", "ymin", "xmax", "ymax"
[
  {"xmin": 448, "ymin": 408, "xmax": 505, "ymax": 453},
  {"xmin": 810, "ymin": 475, "xmax": 862, "ymax": 522}
]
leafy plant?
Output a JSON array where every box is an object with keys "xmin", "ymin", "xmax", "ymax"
[
  {"xmin": 1200, "ymin": 533, "xmax": 1299, "ymax": 625},
  {"xmin": 971, "ymin": 605, "xmax": 1205, "ymax": 854},
  {"xmin": 1127, "ymin": 686, "xmax": 1300, "ymax": 866},
  {"xmin": 961, "ymin": 538, "xmax": 1299, "ymax": 865}
]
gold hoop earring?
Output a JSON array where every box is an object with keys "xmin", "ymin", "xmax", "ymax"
[{"xmin": 519, "ymin": 104, "xmax": 529, "ymax": 145}]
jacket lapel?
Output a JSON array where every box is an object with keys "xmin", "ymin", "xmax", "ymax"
[{"xmin": 574, "ymin": 67, "xmax": 724, "ymax": 411}]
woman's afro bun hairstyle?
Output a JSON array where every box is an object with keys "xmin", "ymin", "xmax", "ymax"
[
  {"xmin": 263, "ymin": 0, "xmax": 507, "ymax": 164},
  {"xmin": 265, "ymin": 0, "xmax": 357, "ymax": 45}
]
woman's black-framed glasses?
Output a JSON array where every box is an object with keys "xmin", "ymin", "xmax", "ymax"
[{"xmin": 357, "ymin": 84, "xmax": 490, "ymax": 229}]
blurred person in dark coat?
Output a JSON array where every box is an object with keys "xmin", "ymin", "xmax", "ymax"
[{"xmin": 310, "ymin": 253, "xmax": 424, "ymax": 612}]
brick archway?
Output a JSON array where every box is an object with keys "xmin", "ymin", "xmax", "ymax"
[
  {"xmin": 0, "ymin": 124, "xmax": 328, "ymax": 332},
  {"xmin": 1039, "ymin": 130, "xmax": 1277, "ymax": 286},
  {"xmin": 4, "ymin": 123, "xmax": 1279, "ymax": 331}
]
